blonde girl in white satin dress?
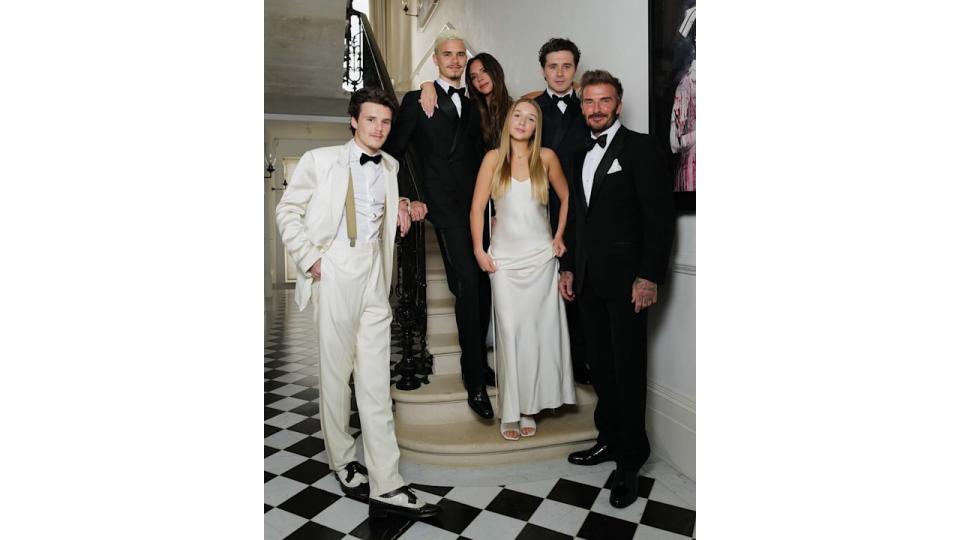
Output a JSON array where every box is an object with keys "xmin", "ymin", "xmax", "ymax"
[{"xmin": 469, "ymin": 98, "xmax": 577, "ymax": 440}]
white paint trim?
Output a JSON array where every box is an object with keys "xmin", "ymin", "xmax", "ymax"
[
  {"xmin": 264, "ymin": 113, "xmax": 350, "ymax": 123},
  {"xmin": 647, "ymin": 381, "xmax": 696, "ymax": 481}
]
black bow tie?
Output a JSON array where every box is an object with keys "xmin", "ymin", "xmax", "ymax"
[
  {"xmin": 447, "ymin": 86, "xmax": 466, "ymax": 98},
  {"xmin": 359, "ymin": 153, "xmax": 382, "ymax": 166},
  {"xmin": 586, "ymin": 134, "xmax": 608, "ymax": 150},
  {"xmin": 551, "ymin": 94, "xmax": 573, "ymax": 106}
]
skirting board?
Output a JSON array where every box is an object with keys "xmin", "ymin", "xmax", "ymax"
[{"xmin": 647, "ymin": 381, "xmax": 696, "ymax": 481}]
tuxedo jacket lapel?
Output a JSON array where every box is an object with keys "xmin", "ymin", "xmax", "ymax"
[
  {"xmin": 590, "ymin": 128, "xmax": 626, "ymax": 206},
  {"xmin": 434, "ymin": 82, "xmax": 459, "ymax": 126},
  {"xmin": 552, "ymin": 97, "xmax": 579, "ymax": 149}
]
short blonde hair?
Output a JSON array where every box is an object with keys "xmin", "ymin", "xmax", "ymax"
[{"xmin": 433, "ymin": 29, "xmax": 466, "ymax": 55}]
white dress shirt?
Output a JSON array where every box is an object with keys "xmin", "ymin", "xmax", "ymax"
[
  {"xmin": 435, "ymin": 78, "xmax": 463, "ymax": 117},
  {"xmin": 546, "ymin": 88, "xmax": 575, "ymax": 114},
  {"xmin": 335, "ymin": 139, "xmax": 386, "ymax": 243},
  {"xmin": 581, "ymin": 119, "xmax": 622, "ymax": 206}
]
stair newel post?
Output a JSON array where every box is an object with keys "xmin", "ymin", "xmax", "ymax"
[{"xmin": 393, "ymin": 226, "xmax": 422, "ymax": 390}]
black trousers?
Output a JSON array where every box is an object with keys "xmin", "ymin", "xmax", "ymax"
[
  {"xmin": 578, "ymin": 274, "xmax": 650, "ymax": 470},
  {"xmin": 434, "ymin": 226, "xmax": 491, "ymax": 390}
]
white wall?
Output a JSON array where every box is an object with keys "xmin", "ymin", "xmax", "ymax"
[{"xmin": 407, "ymin": 0, "xmax": 696, "ymax": 480}]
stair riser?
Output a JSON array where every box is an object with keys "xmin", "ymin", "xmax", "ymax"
[
  {"xmin": 431, "ymin": 350, "xmax": 496, "ymax": 375},
  {"xmin": 394, "ymin": 390, "xmax": 598, "ymax": 426},
  {"xmin": 427, "ymin": 312, "xmax": 458, "ymax": 334},
  {"xmin": 426, "ymin": 278, "xmax": 453, "ymax": 301},
  {"xmin": 398, "ymin": 440, "xmax": 598, "ymax": 466}
]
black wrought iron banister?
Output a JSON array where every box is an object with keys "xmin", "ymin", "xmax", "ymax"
[{"xmin": 348, "ymin": 7, "xmax": 432, "ymax": 390}]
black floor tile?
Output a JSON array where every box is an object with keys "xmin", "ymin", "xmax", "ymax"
[
  {"xmin": 281, "ymin": 459, "xmax": 331, "ymax": 485},
  {"xmin": 640, "ymin": 500, "xmax": 696, "ymax": 537},
  {"xmin": 291, "ymin": 387, "xmax": 319, "ymax": 402},
  {"xmin": 410, "ymin": 483, "xmax": 454, "ymax": 497},
  {"xmin": 265, "ymin": 471, "xmax": 276, "ymax": 483},
  {"xmin": 290, "ymin": 401, "xmax": 320, "ymax": 417},
  {"xmin": 265, "ymin": 445, "xmax": 280, "ymax": 458},
  {"xmin": 576, "ymin": 511, "xmax": 638, "ymax": 540},
  {"xmin": 265, "ymin": 424, "xmax": 281, "ymax": 438},
  {"xmin": 285, "ymin": 436, "xmax": 325, "ymax": 458},
  {"xmin": 264, "ymin": 369, "xmax": 289, "ymax": 379},
  {"xmin": 264, "ymin": 392, "xmax": 286, "ymax": 406},
  {"xmin": 516, "ymin": 522, "xmax": 575, "ymax": 540},
  {"xmin": 602, "ymin": 471, "xmax": 655, "ymax": 500},
  {"xmin": 265, "ymin": 380, "xmax": 285, "ymax": 392},
  {"xmin": 421, "ymin": 498, "xmax": 483, "ymax": 534},
  {"xmin": 277, "ymin": 486, "xmax": 340, "ymax": 520},
  {"xmin": 264, "ymin": 503, "xmax": 272, "ymax": 513},
  {"xmin": 350, "ymin": 515, "xmax": 414, "ymax": 539},
  {"xmin": 288, "ymin": 417, "xmax": 324, "ymax": 435},
  {"xmin": 264, "ymin": 359, "xmax": 287, "ymax": 369},
  {"xmin": 485, "ymin": 488, "xmax": 543, "ymax": 521},
  {"xmin": 546, "ymin": 478, "xmax": 602, "ymax": 510},
  {"xmin": 265, "ymin": 407, "xmax": 283, "ymax": 421},
  {"xmin": 284, "ymin": 521, "xmax": 345, "ymax": 540}
]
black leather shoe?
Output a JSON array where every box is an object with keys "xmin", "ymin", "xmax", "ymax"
[
  {"xmin": 484, "ymin": 366, "xmax": 496, "ymax": 387},
  {"xmin": 609, "ymin": 468, "xmax": 640, "ymax": 508},
  {"xmin": 568, "ymin": 443, "xmax": 616, "ymax": 466},
  {"xmin": 466, "ymin": 386, "xmax": 494, "ymax": 418},
  {"xmin": 335, "ymin": 461, "xmax": 370, "ymax": 502},
  {"xmin": 369, "ymin": 486, "xmax": 440, "ymax": 520}
]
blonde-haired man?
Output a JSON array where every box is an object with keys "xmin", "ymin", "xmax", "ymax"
[{"xmin": 384, "ymin": 32, "xmax": 496, "ymax": 419}]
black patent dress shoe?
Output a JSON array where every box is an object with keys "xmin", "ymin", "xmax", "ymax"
[
  {"xmin": 568, "ymin": 443, "xmax": 616, "ymax": 466},
  {"xmin": 369, "ymin": 486, "xmax": 440, "ymax": 519},
  {"xmin": 335, "ymin": 461, "xmax": 370, "ymax": 502},
  {"xmin": 609, "ymin": 467, "xmax": 640, "ymax": 508},
  {"xmin": 466, "ymin": 386, "xmax": 494, "ymax": 418}
]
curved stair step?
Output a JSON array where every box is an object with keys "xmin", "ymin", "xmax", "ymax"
[{"xmin": 395, "ymin": 406, "xmax": 599, "ymax": 466}]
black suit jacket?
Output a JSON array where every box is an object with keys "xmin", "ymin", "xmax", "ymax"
[
  {"xmin": 535, "ymin": 91, "xmax": 590, "ymax": 234},
  {"xmin": 560, "ymin": 126, "xmax": 676, "ymax": 298},
  {"xmin": 383, "ymin": 82, "xmax": 484, "ymax": 229}
]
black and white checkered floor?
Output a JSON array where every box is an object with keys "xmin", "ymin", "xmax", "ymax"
[{"xmin": 265, "ymin": 291, "xmax": 696, "ymax": 539}]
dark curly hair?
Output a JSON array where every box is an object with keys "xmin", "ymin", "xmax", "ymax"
[
  {"xmin": 538, "ymin": 37, "xmax": 581, "ymax": 68},
  {"xmin": 347, "ymin": 87, "xmax": 397, "ymax": 134}
]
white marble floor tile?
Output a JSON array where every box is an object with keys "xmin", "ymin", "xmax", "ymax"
[
  {"xmin": 460, "ymin": 509, "xmax": 526, "ymax": 539},
  {"xmin": 312, "ymin": 496, "xmax": 369, "ymax": 533},
  {"xmin": 528, "ymin": 499, "xmax": 591, "ymax": 536},
  {"xmin": 442, "ymin": 484, "xmax": 503, "ymax": 509},
  {"xmin": 264, "ymin": 429, "xmax": 308, "ymax": 449},
  {"xmin": 264, "ymin": 476, "xmax": 309, "ymax": 507},
  {"xmin": 397, "ymin": 521, "xmax": 459, "ymax": 540},
  {"xmin": 264, "ymin": 450, "xmax": 309, "ymax": 475},
  {"xmin": 264, "ymin": 508, "xmax": 308, "ymax": 540},
  {"xmin": 590, "ymin": 487, "xmax": 647, "ymax": 521},
  {"xmin": 633, "ymin": 523, "xmax": 692, "ymax": 539}
]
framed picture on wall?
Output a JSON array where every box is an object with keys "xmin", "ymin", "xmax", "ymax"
[{"xmin": 649, "ymin": 0, "xmax": 696, "ymax": 213}]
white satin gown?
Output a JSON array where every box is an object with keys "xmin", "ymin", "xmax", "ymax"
[{"xmin": 488, "ymin": 177, "xmax": 576, "ymax": 424}]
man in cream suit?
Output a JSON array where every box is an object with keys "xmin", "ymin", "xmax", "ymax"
[{"xmin": 276, "ymin": 88, "xmax": 439, "ymax": 520}]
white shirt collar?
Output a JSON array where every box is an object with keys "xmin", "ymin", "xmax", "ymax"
[
  {"xmin": 348, "ymin": 139, "xmax": 381, "ymax": 163},
  {"xmin": 434, "ymin": 79, "xmax": 463, "ymax": 93},
  {"xmin": 591, "ymin": 119, "xmax": 622, "ymax": 144},
  {"xmin": 546, "ymin": 87, "xmax": 575, "ymax": 99}
]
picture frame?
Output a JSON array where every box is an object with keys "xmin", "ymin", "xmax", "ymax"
[{"xmin": 648, "ymin": 0, "xmax": 696, "ymax": 213}]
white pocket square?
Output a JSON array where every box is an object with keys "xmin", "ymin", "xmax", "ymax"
[{"xmin": 607, "ymin": 159, "xmax": 622, "ymax": 174}]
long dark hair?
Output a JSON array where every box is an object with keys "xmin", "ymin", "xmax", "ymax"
[{"xmin": 467, "ymin": 53, "xmax": 511, "ymax": 150}]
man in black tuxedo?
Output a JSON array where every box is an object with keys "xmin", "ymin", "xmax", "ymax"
[
  {"xmin": 559, "ymin": 70, "xmax": 676, "ymax": 509},
  {"xmin": 383, "ymin": 30, "xmax": 494, "ymax": 419},
  {"xmin": 533, "ymin": 37, "xmax": 592, "ymax": 384}
]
